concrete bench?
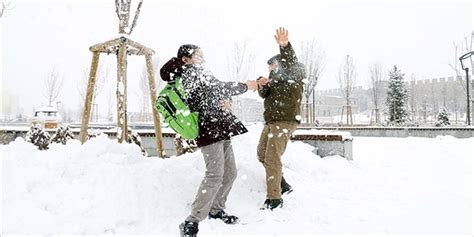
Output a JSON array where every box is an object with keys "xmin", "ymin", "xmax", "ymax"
[
  {"xmin": 137, "ymin": 129, "xmax": 354, "ymax": 160},
  {"xmin": 291, "ymin": 130, "xmax": 353, "ymax": 160},
  {"xmin": 1, "ymin": 127, "xmax": 353, "ymax": 160}
]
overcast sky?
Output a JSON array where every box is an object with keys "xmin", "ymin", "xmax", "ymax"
[{"xmin": 1, "ymin": 0, "xmax": 472, "ymax": 114}]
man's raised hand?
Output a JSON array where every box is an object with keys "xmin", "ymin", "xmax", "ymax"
[{"xmin": 274, "ymin": 27, "xmax": 289, "ymax": 47}]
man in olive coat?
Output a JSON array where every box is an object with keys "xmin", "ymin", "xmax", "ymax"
[{"xmin": 257, "ymin": 27, "xmax": 306, "ymax": 210}]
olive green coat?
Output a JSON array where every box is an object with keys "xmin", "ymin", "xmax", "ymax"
[{"xmin": 259, "ymin": 42, "xmax": 306, "ymax": 124}]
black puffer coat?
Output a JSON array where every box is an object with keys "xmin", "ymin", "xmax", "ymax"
[{"xmin": 160, "ymin": 59, "xmax": 248, "ymax": 147}]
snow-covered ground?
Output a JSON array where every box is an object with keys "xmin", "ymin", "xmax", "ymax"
[{"xmin": 2, "ymin": 124, "xmax": 472, "ymax": 235}]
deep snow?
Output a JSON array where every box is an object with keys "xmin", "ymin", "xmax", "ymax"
[{"xmin": 2, "ymin": 124, "xmax": 472, "ymax": 235}]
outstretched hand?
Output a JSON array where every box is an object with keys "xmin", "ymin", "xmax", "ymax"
[
  {"xmin": 257, "ymin": 77, "xmax": 270, "ymax": 86},
  {"xmin": 220, "ymin": 100, "xmax": 232, "ymax": 112},
  {"xmin": 274, "ymin": 27, "xmax": 289, "ymax": 47},
  {"xmin": 246, "ymin": 80, "xmax": 258, "ymax": 91}
]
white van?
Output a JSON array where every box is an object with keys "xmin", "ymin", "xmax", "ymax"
[{"xmin": 31, "ymin": 106, "xmax": 62, "ymax": 129}]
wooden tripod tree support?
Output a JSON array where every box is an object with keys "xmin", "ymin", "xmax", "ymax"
[
  {"xmin": 79, "ymin": 36, "xmax": 165, "ymax": 158},
  {"xmin": 340, "ymin": 105, "xmax": 353, "ymax": 125},
  {"xmin": 369, "ymin": 108, "xmax": 381, "ymax": 125}
]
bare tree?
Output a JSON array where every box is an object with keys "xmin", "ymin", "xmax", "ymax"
[
  {"xmin": 337, "ymin": 55, "xmax": 357, "ymax": 125},
  {"xmin": 299, "ymin": 39, "xmax": 325, "ymax": 124},
  {"xmin": 449, "ymin": 31, "xmax": 473, "ymax": 94},
  {"xmin": 227, "ymin": 40, "xmax": 256, "ymax": 82},
  {"xmin": 368, "ymin": 63, "xmax": 384, "ymax": 124},
  {"xmin": 0, "ymin": 0, "xmax": 13, "ymax": 18},
  {"xmin": 77, "ymin": 65, "xmax": 110, "ymax": 121},
  {"xmin": 408, "ymin": 74, "xmax": 417, "ymax": 122},
  {"xmin": 115, "ymin": 0, "xmax": 143, "ymax": 35},
  {"xmin": 106, "ymin": 90, "xmax": 115, "ymax": 122},
  {"xmin": 429, "ymin": 82, "xmax": 439, "ymax": 119},
  {"xmin": 44, "ymin": 68, "xmax": 64, "ymax": 106},
  {"xmin": 226, "ymin": 41, "xmax": 256, "ymax": 120},
  {"xmin": 138, "ymin": 57, "xmax": 161, "ymax": 122}
]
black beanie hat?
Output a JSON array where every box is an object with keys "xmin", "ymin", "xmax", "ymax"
[
  {"xmin": 177, "ymin": 44, "xmax": 200, "ymax": 58},
  {"xmin": 160, "ymin": 57, "xmax": 185, "ymax": 82},
  {"xmin": 267, "ymin": 54, "xmax": 281, "ymax": 65}
]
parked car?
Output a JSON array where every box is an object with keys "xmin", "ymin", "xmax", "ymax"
[{"xmin": 31, "ymin": 106, "xmax": 62, "ymax": 130}]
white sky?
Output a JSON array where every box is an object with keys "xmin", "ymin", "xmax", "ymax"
[{"xmin": 1, "ymin": 0, "xmax": 473, "ymax": 114}]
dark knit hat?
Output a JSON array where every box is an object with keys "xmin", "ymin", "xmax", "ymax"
[
  {"xmin": 177, "ymin": 44, "xmax": 200, "ymax": 58},
  {"xmin": 160, "ymin": 57, "xmax": 185, "ymax": 82},
  {"xmin": 267, "ymin": 54, "xmax": 281, "ymax": 65}
]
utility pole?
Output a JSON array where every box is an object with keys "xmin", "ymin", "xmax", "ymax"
[{"xmin": 459, "ymin": 51, "xmax": 473, "ymax": 125}]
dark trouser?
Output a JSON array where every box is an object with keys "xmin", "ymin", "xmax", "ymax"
[
  {"xmin": 186, "ymin": 139, "xmax": 237, "ymax": 222},
  {"xmin": 256, "ymin": 121, "xmax": 297, "ymax": 199}
]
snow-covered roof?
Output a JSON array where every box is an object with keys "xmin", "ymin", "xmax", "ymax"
[{"xmin": 35, "ymin": 106, "xmax": 58, "ymax": 112}]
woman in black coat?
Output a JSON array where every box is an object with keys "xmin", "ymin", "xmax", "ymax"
[{"xmin": 160, "ymin": 44, "xmax": 257, "ymax": 236}]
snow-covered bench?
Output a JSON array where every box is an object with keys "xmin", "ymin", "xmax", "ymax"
[
  {"xmin": 291, "ymin": 130, "xmax": 353, "ymax": 160},
  {"xmin": 0, "ymin": 127, "xmax": 352, "ymax": 160},
  {"xmin": 137, "ymin": 129, "xmax": 353, "ymax": 160}
]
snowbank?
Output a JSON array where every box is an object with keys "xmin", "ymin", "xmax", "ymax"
[{"xmin": 2, "ymin": 125, "xmax": 472, "ymax": 235}]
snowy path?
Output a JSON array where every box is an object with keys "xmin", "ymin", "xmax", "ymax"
[{"xmin": 2, "ymin": 125, "xmax": 472, "ymax": 235}]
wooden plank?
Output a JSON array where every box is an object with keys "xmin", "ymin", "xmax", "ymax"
[
  {"xmin": 89, "ymin": 38, "xmax": 122, "ymax": 53},
  {"xmin": 116, "ymin": 41, "xmax": 128, "ymax": 143},
  {"xmin": 127, "ymin": 38, "xmax": 154, "ymax": 55},
  {"xmin": 145, "ymin": 53, "xmax": 165, "ymax": 158},
  {"xmin": 79, "ymin": 52, "xmax": 100, "ymax": 143}
]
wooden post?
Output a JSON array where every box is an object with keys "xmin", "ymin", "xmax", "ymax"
[
  {"xmin": 312, "ymin": 91, "xmax": 316, "ymax": 125},
  {"xmin": 116, "ymin": 40, "xmax": 128, "ymax": 143},
  {"xmin": 370, "ymin": 108, "xmax": 380, "ymax": 125},
  {"xmin": 341, "ymin": 105, "xmax": 353, "ymax": 126},
  {"xmin": 375, "ymin": 108, "xmax": 380, "ymax": 124},
  {"xmin": 79, "ymin": 52, "xmax": 100, "ymax": 143},
  {"xmin": 347, "ymin": 106, "xmax": 353, "ymax": 125},
  {"xmin": 145, "ymin": 53, "xmax": 165, "ymax": 158}
]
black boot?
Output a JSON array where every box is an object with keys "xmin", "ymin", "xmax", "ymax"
[
  {"xmin": 208, "ymin": 210, "xmax": 240, "ymax": 224},
  {"xmin": 179, "ymin": 221, "xmax": 198, "ymax": 237},
  {"xmin": 260, "ymin": 198, "xmax": 283, "ymax": 210},
  {"xmin": 281, "ymin": 176, "xmax": 293, "ymax": 195}
]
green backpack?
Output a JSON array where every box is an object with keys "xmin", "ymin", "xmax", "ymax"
[{"xmin": 155, "ymin": 78, "xmax": 199, "ymax": 140}]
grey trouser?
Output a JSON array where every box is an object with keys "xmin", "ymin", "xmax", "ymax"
[{"xmin": 186, "ymin": 139, "xmax": 237, "ymax": 223}]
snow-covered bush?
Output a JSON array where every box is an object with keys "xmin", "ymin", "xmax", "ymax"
[
  {"xmin": 126, "ymin": 130, "xmax": 147, "ymax": 156},
  {"xmin": 174, "ymin": 134, "xmax": 197, "ymax": 156},
  {"xmin": 50, "ymin": 125, "xmax": 75, "ymax": 144},
  {"xmin": 435, "ymin": 108, "xmax": 450, "ymax": 127},
  {"xmin": 25, "ymin": 124, "xmax": 50, "ymax": 150},
  {"xmin": 87, "ymin": 129, "xmax": 103, "ymax": 140}
]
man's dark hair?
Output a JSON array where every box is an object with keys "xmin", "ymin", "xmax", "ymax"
[
  {"xmin": 177, "ymin": 44, "xmax": 200, "ymax": 58},
  {"xmin": 267, "ymin": 54, "xmax": 281, "ymax": 65}
]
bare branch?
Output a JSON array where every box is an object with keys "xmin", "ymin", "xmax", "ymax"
[
  {"xmin": 138, "ymin": 57, "xmax": 161, "ymax": 121},
  {"xmin": 128, "ymin": 0, "xmax": 143, "ymax": 35},
  {"xmin": 368, "ymin": 63, "xmax": 383, "ymax": 110},
  {"xmin": 43, "ymin": 68, "xmax": 64, "ymax": 106},
  {"xmin": 299, "ymin": 39, "xmax": 325, "ymax": 99},
  {"xmin": 337, "ymin": 55, "xmax": 357, "ymax": 106},
  {"xmin": 0, "ymin": 1, "xmax": 13, "ymax": 18},
  {"xmin": 115, "ymin": 0, "xmax": 143, "ymax": 34},
  {"xmin": 450, "ymin": 32, "xmax": 473, "ymax": 95},
  {"xmin": 77, "ymin": 65, "xmax": 109, "ymax": 103},
  {"xmin": 227, "ymin": 41, "xmax": 256, "ymax": 82}
]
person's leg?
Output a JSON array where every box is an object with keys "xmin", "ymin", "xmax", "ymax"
[
  {"xmin": 210, "ymin": 139, "xmax": 237, "ymax": 212},
  {"xmin": 263, "ymin": 121, "xmax": 298, "ymax": 200},
  {"xmin": 256, "ymin": 124, "xmax": 270, "ymax": 165},
  {"xmin": 186, "ymin": 141, "xmax": 225, "ymax": 223}
]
